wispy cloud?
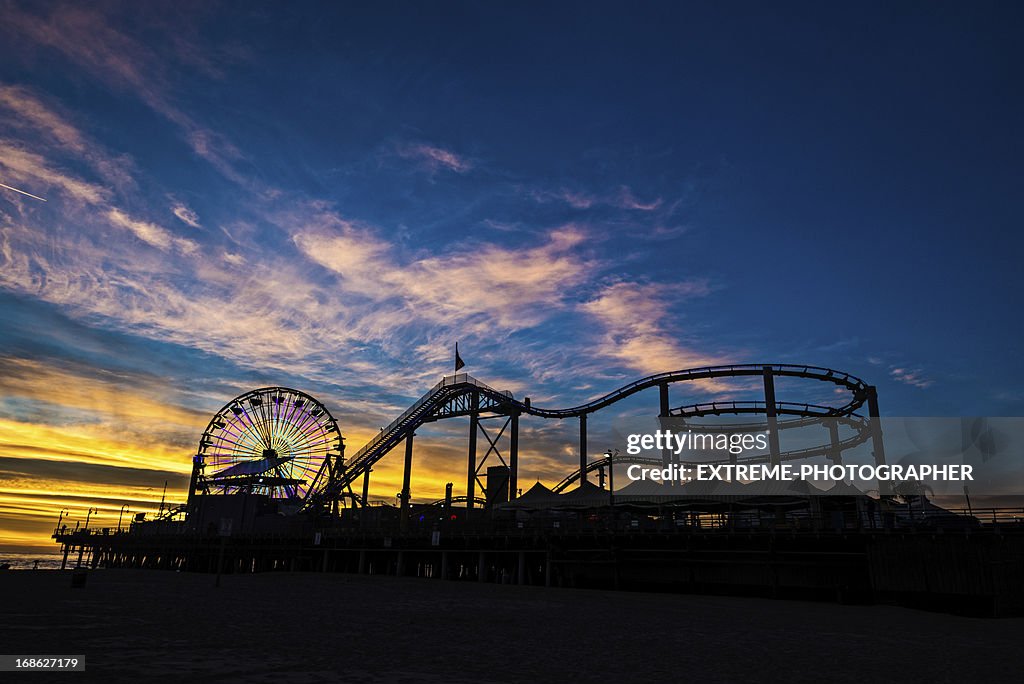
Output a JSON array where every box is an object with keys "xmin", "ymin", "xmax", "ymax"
[
  {"xmin": 533, "ymin": 185, "xmax": 663, "ymax": 212},
  {"xmin": 2, "ymin": 5, "xmax": 254, "ymax": 189},
  {"xmin": 292, "ymin": 216, "xmax": 591, "ymax": 331},
  {"xmin": 108, "ymin": 209, "xmax": 198, "ymax": 254},
  {"xmin": 170, "ymin": 202, "xmax": 201, "ymax": 228},
  {"xmin": 0, "ymin": 140, "xmax": 109, "ymax": 205},
  {"xmin": 580, "ymin": 280, "xmax": 722, "ymax": 377},
  {"xmin": 617, "ymin": 185, "xmax": 663, "ymax": 211},
  {"xmin": 890, "ymin": 366, "xmax": 934, "ymax": 389},
  {"xmin": 396, "ymin": 143, "xmax": 473, "ymax": 173},
  {"xmin": 0, "ymin": 84, "xmax": 135, "ymax": 189}
]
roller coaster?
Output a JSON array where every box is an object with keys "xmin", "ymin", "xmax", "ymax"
[{"xmin": 186, "ymin": 363, "xmax": 887, "ymax": 524}]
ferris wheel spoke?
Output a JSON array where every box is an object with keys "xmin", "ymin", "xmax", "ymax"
[
  {"xmin": 242, "ymin": 397, "xmax": 270, "ymax": 448},
  {"xmin": 224, "ymin": 406, "xmax": 260, "ymax": 448},
  {"xmin": 207, "ymin": 429, "xmax": 263, "ymax": 453},
  {"xmin": 209, "ymin": 413, "xmax": 258, "ymax": 446},
  {"xmin": 252, "ymin": 396, "xmax": 276, "ymax": 448},
  {"xmin": 278, "ymin": 407, "xmax": 322, "ymax": 448},
  {"xmin": 240, "ymin": 401, "xmax": 273, "ymax": 450},
  {"xmin": 275, "ymin": 411, "xmax": 313, "ymax": 451}
]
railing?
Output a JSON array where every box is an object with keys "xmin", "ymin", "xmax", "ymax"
[{"xmin": 946, "ymin": 507, "xmax": 1024, "ymax": 524}]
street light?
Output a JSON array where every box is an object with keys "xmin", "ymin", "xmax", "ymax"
[
  {"xmin": 117, "ymin": 504, "xmax": 130, "ymax": 532},
  {"xmin": 56, "ymin": 508, "xmax": 70, "ymax": 533},
  {"xmin": 605, "ymin": 449, "xmax": 619, "ymax": 510},
  {"xmin": 84, "ymin": 507, "xmax": 98, "ymax": 531}
]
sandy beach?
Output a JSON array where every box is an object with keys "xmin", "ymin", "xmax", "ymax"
[{"xmin": 1, "ymin": 569, "xmax": 1022, "ymax": 683}]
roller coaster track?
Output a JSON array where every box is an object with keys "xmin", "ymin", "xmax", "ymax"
[
  {"xmin": 303, "ymin": 364, "xmax": 872, "ymax": 510},
  {"xmin": 551, "ymin": 414, "xmax": 872, "ymax": 493}
]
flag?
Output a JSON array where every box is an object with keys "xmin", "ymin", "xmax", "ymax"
[{"xmin": 455, "ymin": 343, "xmax": 465, "ymax": 371}]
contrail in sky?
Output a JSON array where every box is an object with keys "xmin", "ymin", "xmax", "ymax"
[{"xmin": 0, "ymin": 182, "xmax": 47, "ymax": 202}]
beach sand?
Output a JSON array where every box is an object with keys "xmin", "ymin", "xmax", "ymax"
[{"xmin": 1, "ymin": 569, "xmax": 1021, "ymax": 683}]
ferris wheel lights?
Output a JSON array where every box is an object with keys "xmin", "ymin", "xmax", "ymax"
[{"xmin": 198, "ymin": 387, "xmax": 342, "ymax": 501}]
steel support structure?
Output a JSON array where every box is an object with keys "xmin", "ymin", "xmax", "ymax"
[
  {"xmin": 509, "ymin": 411, "xmax": 519, "ymax": 500},
  {"xmin": 579, "ymin": 413, "xmax": 588, "ymax": 484},
  {"xmin": 866, "ymin": 385, "xmax": 889, "ymax": 495},
  {"xmin": 763, "ymin": 366, "xmax": 782, "ymax": 467},
  {"xmin": 827, "ymin": 421, "xmax": 842, "ymax": 465},
  {"xmin": 400, "ymin": 433, "xmax": 414, "ymax": 532},
  {"xmin": 469, "ymin": 412, "xmax": 517, "ymax": 505},
  {"xmin": 658, "ymin": 382, "xmax": 674, "ymax": 485},
  {"xmin": 466, "ymin": 391, "xmax": 479, "ymax": 517}
]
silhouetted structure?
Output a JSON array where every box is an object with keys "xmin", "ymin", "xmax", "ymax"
[{"xmin": 52, "ymin": 364, "xmax": 1024, "ymax": 616}]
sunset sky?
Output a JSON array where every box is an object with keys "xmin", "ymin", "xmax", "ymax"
[{"xmin": 1, "ymin": 2, "xmax": 1022, "ymax": 551}]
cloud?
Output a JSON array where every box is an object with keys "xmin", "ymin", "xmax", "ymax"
[
  {"xmin": 533, "ymin": 185, "xmax": 663, "ymax": 212},
  {"xmin": 171, "ymin": 202, "xmax": 201, "ymax": 228},
  {"xmin": 0, "ymin": 140, "xmax": 109, "ymax": 205},
  {"xmin": 2, "ymin": 5, "xmax": 255, "ymax": 189},
  {"xmin": 397, "ymin": 143, "xmax": 473, "ymax": 173},
  {"xmin": 532, "ymin": 188, "xmax": 597, "ymax": 209},
  {"xmin": 890, "ymin": 367, "xmax": 934, "ymax": 389},
  {"xmin": 580, "ymin": 280, "xmax": 723, "ymax": 377},
  {"xmin": 617, "ymin": 185, "xmax": 662, "ymax": 211},
  {"xmin": 0, "ymin": 84, "xmax": 135, "ymax": 189},
  {"xmin": 293, "ymin": 220, "xmax": 592, "ymax": 330},
  {"xmin": 0, "ymin": 85, "xmax": 87, "ymax": 152},
  {"xmin": 108, "ymin": 209, "xmax": 198, "ymax": 254}
]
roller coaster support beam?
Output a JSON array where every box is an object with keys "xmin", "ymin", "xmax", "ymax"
[
  {"xmin": 332, "ymin": 438, "xmax": 346, "ymax": 516},
  {"xmin": 466, "ymin": 391, "xmax": 479, "ymax": 516},
  {"xmin": 866, "ymin": 386, "xmax": 885, "ymax": 464},
  {"xmin": 866, "ymin": 385, "xmax": 890, "ymax": 496},
  {"xmin": 579, "ymin": 413, "xmax": 588, "ymax": 484},
  {"xmin": 509, "ymin": 411, "xmax": 519, "ymax": 500},
  {"xmin": 658, "ymin": 383, "xmax": 674, "ymax": 486},
  {"xmin": 763, "ymin": 367, "xmax": 782, "ymax": 467},
  {"xmin": 361, "ymin": 468, "xmax": 371, "ymax": 509},
  {"xmin": 827, "ymin": 421, "xmax": 842, "ymax": 464},
  {"xmin": 400, "ymin": 433, "xmax": 415, "ymax": 532}
]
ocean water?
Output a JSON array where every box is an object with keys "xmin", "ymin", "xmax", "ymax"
[{"xmin": 0, "ymin": 552, "xmax": 68, "ymax": 570}]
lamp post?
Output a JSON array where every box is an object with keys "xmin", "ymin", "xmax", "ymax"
[
  {"xmin": 605, "ymin": 449, "xmax": 618, "ymax": 520},
  {"xmin": 84, "ymin": 507, "xmax": 98, "ymax": 530},
  {"xmin": 117, "ymin": 504, "xmax": 130, "ymax": 532},
  {"xmin": 56, "ymin": 508, "xmax": 69, "ymax": 533},
  {"xmin": 76, "ymin": 508, "xmax": 97, "ymax": 569},
  {"xmin": 605, "ymin": 450, "xmax": 618, "ymax": 495}
]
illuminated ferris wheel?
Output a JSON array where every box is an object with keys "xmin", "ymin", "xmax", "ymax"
[{"xmin": 196, "ymin": 387, "xmax": 343, "ymax": 500}]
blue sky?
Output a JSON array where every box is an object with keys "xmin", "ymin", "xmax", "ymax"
[{"xmin": 0, "ymin": 1, "xmax": 1021, "ymax": 547}]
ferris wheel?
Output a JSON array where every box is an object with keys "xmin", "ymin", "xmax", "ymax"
[{"xmin": 196, "ymin": 387, "xmax": 343, "ymax": 500}]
